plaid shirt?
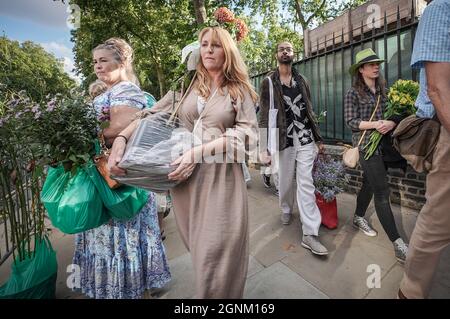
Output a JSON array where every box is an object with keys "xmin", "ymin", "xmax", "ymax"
[
  {"xmin": 344, "ymin": 85, "xmax": 386, "ymax": 152},
  {"xmin": 411, "ymin": 0, "xmax": 450, "ymax": 118}
]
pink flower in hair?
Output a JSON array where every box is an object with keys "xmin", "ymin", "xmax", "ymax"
[
  {"xmin": 214, "ymin": 7, "xmax": 235, "ymax": 23},
  {"xmin": 235, "ymin": 18, "xmax": 249, "ymax": 42}
]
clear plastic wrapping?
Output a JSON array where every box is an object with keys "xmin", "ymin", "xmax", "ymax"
[{"xmin": 112, "ymin": 112, "xmax": 196, "ymax": 193}]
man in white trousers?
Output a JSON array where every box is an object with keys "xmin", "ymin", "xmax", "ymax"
[{"xmin": 258, "ymin": 41, "xmax": 328, "ymax": 256}]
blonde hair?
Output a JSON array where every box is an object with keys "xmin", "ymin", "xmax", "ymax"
[
  {"xmin": 196, "ymin": 27, "xmax": 258, "ymax": 103},
  {"xmin": 89, "ymin": 80, "xmax": 107, "ymax": 99},
  {"xmin": 93, "ymin": 37, "xmax": 140, "ymax": 86}
]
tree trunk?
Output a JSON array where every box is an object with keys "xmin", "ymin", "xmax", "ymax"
[
  {"xmin": 193, "ymin": 0, "xmax": 207, "ymax": 25},
  {"xmin": 292, "ymin": 0, "xmax": 324, "ymax": 57},
  {"xmin": 156, "ymin": 64, "xmax": 166, "ymax": 99}
]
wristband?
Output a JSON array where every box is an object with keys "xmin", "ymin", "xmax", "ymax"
[{"xmin": 116, "ymin": 134, "xmax": 128, "ymax": 144}]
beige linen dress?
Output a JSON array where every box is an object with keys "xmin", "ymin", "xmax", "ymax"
[{"xmin": 149, "ymin": 84, "xmax": 258, "ymax": 298}]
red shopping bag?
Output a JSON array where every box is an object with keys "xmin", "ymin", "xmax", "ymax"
[{"xmin": 315, "ymin": 193, "xmax": 338, "ymax": 229}]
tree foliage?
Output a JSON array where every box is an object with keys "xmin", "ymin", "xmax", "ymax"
[
  {"xmin": 68, "ymin": 0, "xmax": 368, "ymax": 98},
  {"xmin": 69, "ymin": 0, "xmax": 196, "ymax": 98},
  {"xmin": 0, "ymin": 36, "xmax": 75, "ymax": 101}
]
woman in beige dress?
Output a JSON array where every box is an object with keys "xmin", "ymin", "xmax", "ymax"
[{"xmin": 108, "ymin": 26, "xmax": 259, "ymax": 298}]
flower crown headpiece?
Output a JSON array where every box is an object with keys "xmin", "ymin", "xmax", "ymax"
[
  {"xmin": 178, "ymin": 7, "xmax": 249, "ymax": 81},
  {"xmin": 210, "ymin": 7, "xmax": 249, "ymax": 43}
]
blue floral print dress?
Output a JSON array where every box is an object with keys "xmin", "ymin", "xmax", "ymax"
[{"xmin": 72, "ymin": 81, "xmax": 171, "ymax": 299}]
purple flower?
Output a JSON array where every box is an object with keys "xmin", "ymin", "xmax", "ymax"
[
  {"xmin": 34, "ymin": 111, "xmax": 42, "ymax": 119},
  {"xmin": 15, "ymin": 111, "xmax": 23, "ymax": 119},
  {"xmin": 313, "ymin": 156, "xmax": 346, "ymax": 202},
  {"xmin": 7, "ymin": 99, "xmax": 19, "ymax": 108},
  {"xmin": 98, "ymin": 114, "xmax": 110, "ymax": 122},
  {"xmin": 31, "ymin": 104, "xmax": 40, "ymax": 113},
  {"xmin": 98, "ymin": 106, "xmax": 110, "ymax": 122},
  {"xmin": 46, "ymin": 99, "xmax": 56, "ymax": 112}
]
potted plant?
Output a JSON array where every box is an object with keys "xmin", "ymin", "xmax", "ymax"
[{"xmin": 313, "ymin": 154, "xmax": 347, "ymax": 229}]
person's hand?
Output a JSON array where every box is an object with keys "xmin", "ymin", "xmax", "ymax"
[
  {"xmin": 168, "ymin": 146, "xmax": 202, "ymax": 181},
  {"xmin": 372, "ymin": 120, "xmax": 383, "ymax": 131},
  {"xmin": 376, "ymin": 120, "xmax": 396, "ymax": 135},
  {"xmin": 259, "ymin": 151, "xmax": 271, "ymax": 165},
  {"xmin": 317, "ymin": 142, "xmax": 325, "ymax": 154},
  {"xmin": 108, "ymin": 136, "xmax": 127, "ymax": 176}
]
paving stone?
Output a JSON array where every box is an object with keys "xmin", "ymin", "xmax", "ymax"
[
  {"xmin": 365, "ymin": 264, "xmax": 404, "ymax": 299},
  {"xmin": 244, "ymin": 261, "xmax": 329, "ymax": 299},
  {"xmin": 281, "ymin": 230, "xmax": 397, "ymax": 299},
  {"xmin": 3, "ymin": 167, "xmax": 448, "ymax": 299},
  {"xmin": 247, "ymin": 255, "xmax": 265, "ymax": 278},
  {"xmin": 158, "ymin": 253, "xmax": 195, "ymax": 299}
]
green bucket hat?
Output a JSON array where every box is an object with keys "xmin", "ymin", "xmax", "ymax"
[{"xmin": 349, "ymin": 48, "xmax": 385, "ymax": 76}]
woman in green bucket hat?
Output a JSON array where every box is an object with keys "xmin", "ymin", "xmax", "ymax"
[
  {"xmin": 348, "ymin": 48, "xmax": 385, "ymax": 75},
  {"xmin": 344, "ymin": 48, "xmax": 409, "ymax": 264}
]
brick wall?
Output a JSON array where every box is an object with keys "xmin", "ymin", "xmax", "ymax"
[{"xmin": 324, "ymin": 145, "xmax": 426, "ymax": 210}]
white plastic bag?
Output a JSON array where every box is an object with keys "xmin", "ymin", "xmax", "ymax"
[{"xmin": 113, "ymin": 112, "xmax": 197, "ymax": 193}]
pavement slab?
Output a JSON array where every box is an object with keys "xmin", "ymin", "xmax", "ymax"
[{"xmin": 2, "ymin": 167, "xmax": 448, "ymax": 299}]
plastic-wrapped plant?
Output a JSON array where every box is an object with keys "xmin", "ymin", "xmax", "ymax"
[{"xmin": 313, "ymin": 155, "xmax": 347, "ymax": 202}]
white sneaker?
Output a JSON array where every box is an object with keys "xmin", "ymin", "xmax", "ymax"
[
  {"xmin": 262, "ymin": 174, "xmax": 271, "ymax": 188},
  {"xmin": 353, "ymin": 216, "xmax": 378, "ymax": 237},
  {"xmin": 280, "ymin": 213, "xmax": 292, "ymax": 225},
  {"xmin": 301, "ymin": 235, "xmax": 329, "ymax": 256},
  {"xmin": 393, "ymin": 238, "xmax": 408, "ymax": 264}
]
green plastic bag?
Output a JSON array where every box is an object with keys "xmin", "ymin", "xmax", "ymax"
[
  {"xmin": 0, "ymin": 236, "xmax": 57, "ymax": 299},
  {"xmin": 40, "ymin": 165, "xmax": 70, "ymax": 229},
  {"xmin": 41, "ymin": 164, "xmax": 109, "ymax": 234},
  {"xmin": 84, "ymin": 161, "xmax": 149, "ymax": 220}
]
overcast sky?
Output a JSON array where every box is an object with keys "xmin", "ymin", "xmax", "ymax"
[
  {"xmin": 0, "ymin": 0, "xmax": 78, "ymax": 81},
  {"xmin": 0, "ymin": 0, "xmax": 69, "ymax": 27}
]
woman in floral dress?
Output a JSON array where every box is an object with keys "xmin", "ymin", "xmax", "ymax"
[{"xmin": 72, "ymin": 38, "xmax": 170, "ymax": 299}]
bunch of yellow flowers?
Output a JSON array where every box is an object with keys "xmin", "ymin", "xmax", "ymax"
[
  {"xmin": 364, "ymin": 79, "xmax": 419, "ymax": 160},
  {"xmin": 387, "ymin": 79, "xmax": 419, "ymax": 114}
]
